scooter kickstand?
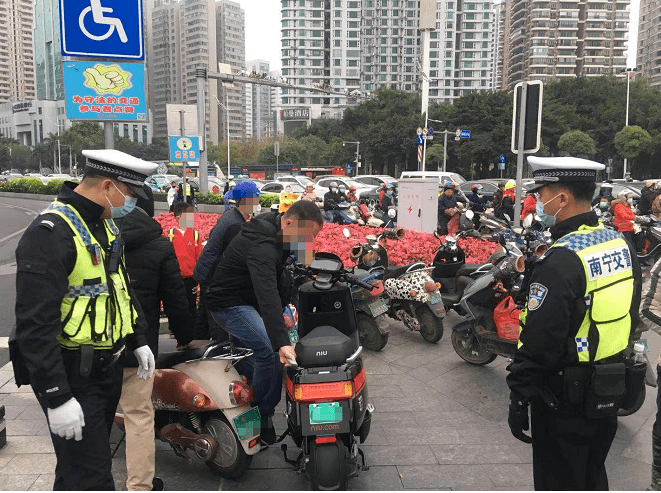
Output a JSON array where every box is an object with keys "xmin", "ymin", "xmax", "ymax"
[
  {"xmin": 358, "ymin": 447, "xmax": 369, "ymax": 471},
  {"xmin": 281, "ymin": 443, "xmax": 300, "ymax": 468}
]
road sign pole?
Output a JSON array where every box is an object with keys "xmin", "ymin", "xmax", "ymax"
[
  {"xmin": 104, "ymin": 122, "xmax": 114, "ymax": 150},
  {"xmin": 422, "ymin": 116, "xmax": 428, "ymax": 172},
  {"xmin": 180, "ymin": 110, "xmax": 188, "ymax": 201},
  {"xmin": 443, "ymin": 130, "xmax": 448, "ymax": 172},
  {"xmin": 196, "ymin": 67, "xmax": 208, "ymax": 194},
  {"xmin": 513, "ymin": 82, "xmax": 528, "ymax": 228}
]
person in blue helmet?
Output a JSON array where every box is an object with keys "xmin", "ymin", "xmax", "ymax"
[
  {"xmin": 379, "ymin": 183, "xmax": 396, "ymax": 213},
  {"xmin": 437, "ymin": 181, "xmax": 458, "ymax": 235},
  {"xmin": 194, "ymin": 181, "xmax": 263, "ymax": 340}
]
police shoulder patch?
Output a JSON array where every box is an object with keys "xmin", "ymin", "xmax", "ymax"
[
  {"xmin": 528, "ymin": 282, "xmax": 548, "ymax": 311},
  {"xmin": 38, "ymin": 219, "xmax": 55, "ymax": 230}
]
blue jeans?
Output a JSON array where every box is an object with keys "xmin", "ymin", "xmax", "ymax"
[
  {"xmin": 324, "ymin": 210, "xmax": 356, "ymax": 224},
  {"xmin": 210, "ymin": 306, "xmax": 282, "ymax": 418}
]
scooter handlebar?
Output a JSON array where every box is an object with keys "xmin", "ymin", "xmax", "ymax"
[{"xmin": 346, "ymin": 274, "xmax": 376, "ymax": 290}]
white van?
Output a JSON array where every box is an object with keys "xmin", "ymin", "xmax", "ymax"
[{"xmin": 399, "ymin": 171, "xmax": 466, "ymax": 187}]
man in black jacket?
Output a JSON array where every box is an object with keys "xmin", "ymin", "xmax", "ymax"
[
  {"xmin": 193, "ymin": 181, "xmax": 262, "ymax": 340},
  {"xmin": 116, "ymin": 188, "xmax": 193, "ymax": 491},
  {"xmin": 205, "ymin": 200, "xmax": 323, "ymax": 443},
  {"xmin": 437, "ymin": 183, "xmax": 458, "ymax": 234},
  {"xmin": 639, "ymin": 180, "xmax": 660, "ymax": 216},
  {"xmin": 323, "ymin": 182, "xmax": 355, "ymax": 224}
]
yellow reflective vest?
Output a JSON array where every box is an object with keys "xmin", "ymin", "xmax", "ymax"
[
  {"xmin": 43, "ymin": 201, "xmax": 137, "ymax": 349},
  {"xmin": 520, "ymin": 223, "xmax": 634, "ymax": 363}
]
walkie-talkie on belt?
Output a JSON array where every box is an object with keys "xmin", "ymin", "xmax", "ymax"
[{"xmin": 107, "ymin": 239, "xmax": 123, "ymax": 273}]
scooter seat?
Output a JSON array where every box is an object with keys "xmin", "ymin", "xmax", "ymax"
[
  {"xmin": 456, "ymin": 275, "xmax": 474, "ymax": 294},
  {"xmin": 456, "ymin": 264, "xmax": 487, "ymax": 278},
  {"xmin": 295, "ymin": 326, "xmax": 356, "ymax": 368},
  {"xmin": 383, "ymin": 261, "xmax": 427, "ymax": 280},
  {"xmin": 156, "ymin": 339, "xmax": 229, "ymax": 369}
]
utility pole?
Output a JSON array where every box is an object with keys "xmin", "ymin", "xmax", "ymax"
[{"xmin": 196, "ymin": 66, "xmax": 208, "ymax": 194}]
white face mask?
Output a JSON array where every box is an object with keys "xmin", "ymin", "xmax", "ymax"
[{"xmin": 252, "ymin": 203, "xmax": 262, "ymax": 215}]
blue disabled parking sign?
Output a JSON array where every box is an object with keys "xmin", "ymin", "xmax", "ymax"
[{"xmin": 60, "ymin": 0, "xmax": 145, "ymax": 60}]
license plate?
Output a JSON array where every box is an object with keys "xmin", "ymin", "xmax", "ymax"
[
  {"xmin": 429, "ymin": 292, "xmax": 441, "ymax": 304},
  {"xmin": 369, "ymin": 298, "xmax": 388, "ymax": 317},
  {"xmin": 288, "ymin": 328, "xmax": 299, "ymax": 343},
  {"xmin": 232, "ymin": 407, "xmax": 261, "ymax": 440},
  {"xmin": 309, "ymin": 402, "xmax": 343, "ymax": 425}
]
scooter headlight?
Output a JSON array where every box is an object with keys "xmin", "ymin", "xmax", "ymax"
[{"xmin": 363, "ymin": 250, "xmax": 379, "ymax": 267}]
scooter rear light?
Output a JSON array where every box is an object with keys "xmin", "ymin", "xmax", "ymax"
[
  {"xmin": 286, "ymin": 375, "xmax": 294, "ymax": 398},
  {"xmin": 353, "ymin": 369, "xmax": 366, "ymax": 394},
  {"xmin": 424, "ymin": 281, "xmax": 437, "ymax": 292},
  {"xmin": 294, "ymin": 381, "xmax": 354, "ymax": 402},
  {"xmin": 409, "ymin": 290, "xmax": 417, "ymax": 297},
  {"xmin": 229, "ymin": 381, "xmax": 255, "ymax": 406},
  {"xmin": 192, "ymin": 393, "xmax": 208, "ymax": 408},
  {"xmin": 284, "ymin": 314, "xmax": 294, "ymax": 329},
  {"xmin": 315, "ymin": 436, "xmax": 337, "ymax": 444},
  {"xmin": 249, "ymin": 438, "xmax": 260, "ymax": 448},
  {"xmin": 436, "ymin": 282, "xmax": 442, "ymax": 290}
]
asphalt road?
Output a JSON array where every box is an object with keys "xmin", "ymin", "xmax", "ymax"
[{"xmin": 0, "ymin": 196, "xmax": 52, "ymax": 367}]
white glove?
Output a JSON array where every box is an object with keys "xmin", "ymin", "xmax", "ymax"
[
  {"xmin": 47, "ymin": 397, "xmax": 85, "ymax": 441},
  {"xmin": 134, "ymin": 345, "xmax": 155, "ymax": 380}
]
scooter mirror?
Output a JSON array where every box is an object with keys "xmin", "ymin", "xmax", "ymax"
[
  {"xmin": 512, "ymin": 226, "xmax": 524, "ymax": 235},
  {"xmin": 522, "ymin": 214, "xmax": 533, "ymax": 228},
  {"xmin": 343, "ymin": 228, "xmax": 351, "ymax": 239},
  {"xmin": 388, "ymin": 208, "xmax": 397, "ymax": 219},
  {"xmin": 465, "ymin": 209, "xmax": 474, "ymax": 220},
  {"xmin": 433, "ymin": 230, "xmax": 440, "ymax": 239},
  {"xmin": 349, "ymin": 245, "xmax": 363, "ymax": 261},
  {"xmin": 366, "ymin": 234, "xmax": 377, "ymax": 243},
  {"xmin": 515, "ymin": 255, "xmax": 526, "ymax": 273}
]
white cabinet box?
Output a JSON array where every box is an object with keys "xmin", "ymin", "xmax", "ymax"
[{"xmin": 396, "ymin": 178, "xmax": 438, "ymax": 233}]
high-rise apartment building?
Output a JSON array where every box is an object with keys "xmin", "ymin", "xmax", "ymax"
[
  {"xmin": 280, "ymin": 0, "xmax": 495, "ymax": 111},
  {"xmin": 34, "ymin": 0, "xmax": 63, "ymax": 101},
  {"xmin": 217, "ymin": 0, "xmax": 246, "ymax": 142},
  {"xmin": 493, "ymin": 1, "xmax": 505, "ymax": 91},
  {"xmin": 504, "ymin": 0, "xmax": 630, "ymax": 89},
  {"xmin": 638, "ymin": 0, "xmax": 661, "ymax": 87},
  {"xmin": 0, "ymin": 0, "xmax": 35, "ymax": 102},
  {"xmin": 245, "ymin": 59, "xmax": 272, "ymax": 140}
]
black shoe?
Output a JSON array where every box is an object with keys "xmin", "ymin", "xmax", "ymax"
[
  {"xmin": 261, "ymin": 416, "xmax": 277, "ymax": 445},
  {"xmin": 152, "ymin": 477, "xmax": 164, "ymax": 491}
]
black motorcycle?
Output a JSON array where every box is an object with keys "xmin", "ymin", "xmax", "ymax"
[{"xmin": 282, "ymin": 253, "xmax": 374, "ymax": 490}]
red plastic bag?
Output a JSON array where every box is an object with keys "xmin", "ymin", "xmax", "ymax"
[
  {"xmin": 447, "ymin": 213, "xmax": 460, "ymax": 236},
  {"xmin": 494, "ymin": 296, "xmax": 521, "ymax": 341}
]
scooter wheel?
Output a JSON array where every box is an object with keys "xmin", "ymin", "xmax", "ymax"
[
  {"xmin": 451, "ymin": 330, "xmax": 497, "ymax": 365},
  {"xmin": 309, "ymin": 440, "xmax": 348, "ymax": 490},
  {"xmin": 203, "ymin": 414, "xmax": 252, "ymax": 479},
  {"xmin": 416, "ymin": 306, "xmax": 444, "ymax": 343},
  {"xmin": 357, "ymin": 312, "xmax": 389, "ymax": 351}
]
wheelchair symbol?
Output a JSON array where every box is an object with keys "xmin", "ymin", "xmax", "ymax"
[{"xmin": 78, "ymin": 0, "xmax": 128, "ymax": 43}]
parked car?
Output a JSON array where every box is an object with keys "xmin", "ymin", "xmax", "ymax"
[
  {"xmin": 354, "ymin": 175, "xmax": 397, "ymax": 187},
  {"xmin": 275, "ymin": 174, "xmax": 316, "ymax": 189},
  {"xmin": 260, "ymin": 181, "xmax": 305, "ymax": 194},
  {"xmin": 0, "ymin": 172, "xmax": 22, "ymax": 182},
  {"xmin": 146, "ymin": 174, "xmax": 173, "ymax": 191},
  {"xmin": 42, "ymin": 174, "xmax": 73, "ymax": 185},
  {"xmin": 312, "ymin": 176, "xmax": 376, "ymax": 201},
  {"xmin": 399, "ymin": 171, "xmax": 466, "ymax": 187}
]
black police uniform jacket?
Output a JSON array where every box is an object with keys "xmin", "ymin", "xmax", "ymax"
[
  {"xmin": 14, "ymin": 182, "xmax": 148, "ymax": 408},
  {"xmin": 506, "ymin": 211, "xmax": 642, "ymax": 403}
]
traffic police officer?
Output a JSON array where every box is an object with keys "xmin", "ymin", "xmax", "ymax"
[
  {"xmin": 507, "ymin": 156, "xmax": 641, "ymax": 490},
  {"xmin": 12, "ymin": 149, "xmax": 158, "ymax": 490}
]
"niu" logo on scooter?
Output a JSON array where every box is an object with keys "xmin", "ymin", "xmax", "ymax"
[{"xmin": 316, "ymin": 350, "xmax": 328, "ymax": 357}]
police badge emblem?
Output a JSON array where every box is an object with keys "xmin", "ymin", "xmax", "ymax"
[{"xmin": 528, "ymin": 283, "xmax": 548, "ymax": 311}]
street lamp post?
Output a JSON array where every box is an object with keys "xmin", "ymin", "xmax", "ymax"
[
  {"xmin": 621, "ymin": 67, "xmax": 635, "ymax": 179},
  {"xmin": 45, "ymin": 116, "xmax": 63, "ymax": 174},
  {"xmin": 427, "ymin": 118, "xmax": 447, "ymax": 171},
  {"xmin": 215, "ymin": 94, "xmax": 231, "ymax": 181},
  {"xmin": 343, "ymin": 141, "xmax": 360, "ymax": 177}
]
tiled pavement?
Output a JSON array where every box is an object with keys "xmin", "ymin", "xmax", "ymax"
[{"xmin": 0, "ymin": 319, "xmax": 658, "ymax": 491}]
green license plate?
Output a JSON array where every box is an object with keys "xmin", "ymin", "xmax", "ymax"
[
  {"xmin": 309, "ymin": 402, "xmax": 343, "ymax": 425},
  {"xmin": 232, "ymin": 407, "xmax": 261, "ymax": 440},
  {"xmin": 369, "ymin": 298, "xmax": 388, "ymax": 317},
  {"xmin": 429, "ymin": 292, "xmax": 441, "ymax": 304}
]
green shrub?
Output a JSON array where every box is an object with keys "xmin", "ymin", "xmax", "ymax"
[
  {"xmin": 259, "ymin": 194, "xmax": 280, "ymax": 208},
  {"xmin": 5, "ymin": 177, "xmax": 45, "ymax": 193},
  {"xmin": 196, "ymin": 193, "xmax": 224, "ymax": 205},
  {"xmin": 45, "ymin": 179, "xmax": 64, "ymax": 195},
  {"xmin": 153, "ymin": 192, "xmax": 168, "ymax": 203}
]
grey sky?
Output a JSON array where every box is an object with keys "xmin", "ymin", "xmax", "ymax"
[{"xmin": 239, "ymin": 0, "xmax": 640, "ymax": 73}]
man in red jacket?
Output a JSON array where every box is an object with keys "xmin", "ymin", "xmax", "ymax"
[{"xmin": 169, "ymin": 202, "xmax": 204, "ymax": 320}]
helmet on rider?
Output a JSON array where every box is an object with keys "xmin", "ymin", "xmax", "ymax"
[
  {"xmin": 444, "ymin": 181, "xmax": 454, "ymax": 189},
  {"xmin": 349, "ymin": 185, "xmax": 357, "ymax": 192},
  {"xmin": 329, "ymin": 181, "xmax": 338, "ymax": 191},
  {"xmin": 471, "ymin": 184, "xmax": 483, "ymax": 193},
  {"xmin": 504, "ymin": 180, "xmax": 515, "ymax": 190}
]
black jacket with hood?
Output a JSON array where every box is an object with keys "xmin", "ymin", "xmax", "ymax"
[
  {"xmin": 117, "ymin": 207, "xmax": 193, "ymax": 366},
  {"xmin": 205, "ymin": 212, "xmax": 291, "ymax": 350}
]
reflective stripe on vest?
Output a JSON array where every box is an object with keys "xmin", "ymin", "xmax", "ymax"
[
  {"xmin": 43, "ymin": 201, "xmax": 137, "ymax": 349},
  {"xmin": 168, "ymin": 228, "xmax": 199, "ymax": 244},
  {"xmin": 519, "ymin": 222, "xmax": 633, "ymax": 363}
]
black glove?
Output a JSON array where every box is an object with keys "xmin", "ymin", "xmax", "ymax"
[{"xmin": 508, "ymin": 399, "xmax": 533, "ymax": 444}]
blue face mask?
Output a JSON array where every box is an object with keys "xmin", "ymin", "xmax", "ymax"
[
  {"xmin": 535, "ymin": 193, "xmax": 561, "ymax": 228},
  {"xmin": 386, "ymin": 190, "xmax": 393, "ymax": 196},
  {"xmin": 599, "ymin": 202, "xmax": 608, "ymax": 209},
  {"xmin": 106, "ymin": 182, "xmax": 138, "ymax": 219}
]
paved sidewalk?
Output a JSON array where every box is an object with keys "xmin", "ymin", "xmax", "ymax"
[{"xmin": 0, "ymin": 322, "xmax": 658, "ymax": 490}]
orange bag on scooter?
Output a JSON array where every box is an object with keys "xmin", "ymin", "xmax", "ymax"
[
  {"xmin": 447, "ymin": 213, "xmax": 460, "ymax": 236},
  {"xmin": 493, "ymin": 296, "xmax": 521, "ymax": 341}
]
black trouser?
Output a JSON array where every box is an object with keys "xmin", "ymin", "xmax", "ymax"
[
  {"xmin": 195, "ymin": 285, "xmax": 228, "ymax": 342},
  {"xmin": 654, "ymin": 364, "xmax": 661, "ymax": 438},
  {"xmin": 182, "ymin": 277, "xmax": 198, "ymax": 323},
  {"xmin": 530, "ymin": 400, "xmax": 617, "ymax": 490},
  {"xmin": 38, "ymin": 352, "xmax": 123, "ymax": 491},
  {"xmin": 437, "ymin": 215, "xmax": 449, "ymax": 235}
]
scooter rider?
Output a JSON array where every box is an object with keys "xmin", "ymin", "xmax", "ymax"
[
  {"xmin": 506, "ymin": 156, "xmax": 642, "ymax": 490},
  {"xmin": 193, "ymin": 181, "xmax": 262, "ymax": 339},
  {"xmin": 379, "ymin": 183, "xmax": 396, "ymax": 212},
  {"xmin": 466, "ymin": 184, "xmax": 485, "ymax": 212},
  {"xmin": 437, "ymin": 182, "xmax": 458, "ymax": 235},
  {"xmin": 323, "ymin": 182, "xmax": 356, "ymax": 224},
  {"xmin": 346, "ymin": 185, "xmax": 358, "ymax": 203},
  {"xmin": 204, "ymin": 200, "xmax": 324, "ymax": 444}
]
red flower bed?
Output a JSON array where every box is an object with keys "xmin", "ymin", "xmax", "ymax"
[{"xmin": 154, "ymin": 213, "xmax": 498, "ymax": 266}]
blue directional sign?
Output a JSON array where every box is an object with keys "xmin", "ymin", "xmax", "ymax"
[
  {"xmin": 499, "ymin": 154, "xmax": 506, "ymax": 163},
  {"xmin": 346, "ymin": 162, "xmax": 353, "ymax": 174},
  {"xmin": 460, "ymin": 129, "xmax": 471, "ymax": 139},
  {"xmin": 169, "ymin": 136, "xmax": 200, "ymax": 163},
  {"xmin": 417, "ymin": 135, "xmax": 424, "ymax": 145},
  {"xmin": 60, "ymin": 0, "xmax": 145, "ymax": 60},
  {"xmin": 428, "ymin": 127, "xmax": 434, "ymax": 136}
]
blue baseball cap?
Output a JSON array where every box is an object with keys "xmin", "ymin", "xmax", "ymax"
[{"xmin": 230, "ymin": 180, "xmax": 262, "ymax": 199}]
